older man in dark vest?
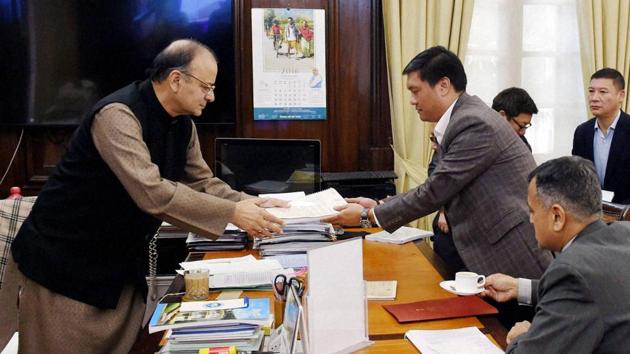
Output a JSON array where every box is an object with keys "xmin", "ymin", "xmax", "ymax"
[{"xmin": 11, "ymin": 39, "xmax": 286, "ymax": 353}]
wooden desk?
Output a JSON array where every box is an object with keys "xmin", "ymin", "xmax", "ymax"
[
  {"xmin": 352, "ymin": 333, "xmax": 500, "ymax": 353},
  {"xmin": 131, "ymin": 239, "xmax": 506, "ymax": 353},
  {"xmin": 362, "ymin": 241, "xmax": 484, "ymax": 339}
]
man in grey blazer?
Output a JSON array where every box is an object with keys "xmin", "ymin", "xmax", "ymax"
[
  {"xmin": 482, "ymin": 156, "xmax": 630, "ymax": 353},
  {"xmin": 324, "ymin": 46, "xmax": 551, "ymax": 279}
]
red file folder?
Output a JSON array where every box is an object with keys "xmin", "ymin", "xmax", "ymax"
[{"xmin": 383, "ymin": 296, "xmax": 498, "ymax": 323}]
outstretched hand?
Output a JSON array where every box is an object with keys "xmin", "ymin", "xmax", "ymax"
[
  {"xmin": 345, "ymin": 197, "xmax": 377, "ymax": 209},
  {"xmin": 231, "ymin": 199, "xmax": 285, "ymax": 238},
  {"xmin": 255, "ymin": 197, "xmax": 290, "ymax": 208},
  {"xmin": 320, "ymin": 203, "xmax": 363, "ymax": 227}
]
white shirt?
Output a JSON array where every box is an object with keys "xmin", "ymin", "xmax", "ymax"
[{"xmin": 433, "ymin": 97, "xmax": 459, "ymax": 144}]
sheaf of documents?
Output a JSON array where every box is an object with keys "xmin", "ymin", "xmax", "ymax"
[
  {"xmin": 209, "ymin": 268, "xmax": 294, "ymax": 288},
  {"xmin": 405, "ymin": 327, "xmax": 503, "ymax": 354},
  {"xmin": 178, "ymin": 256, "xmax": 283, "ymax": 275},
  {"xmin": 265, "ymin": 188, "xmax": 347, "ymax": 220},
  {"xmin": 365, "ymin": 226, "xmax": 433, "ymax": 244}
]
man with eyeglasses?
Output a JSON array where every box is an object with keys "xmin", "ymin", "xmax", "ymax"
[
  {"xmin": 492, "ymin": 87, "xmax": 539, "ymax": 151},
  {"xmin": 11, "ymin": 39, "xmax": 287, "ymax": 353},
  {"xmin": 572, "ymin": 68, "xmax": 630, "ymax": 204}
]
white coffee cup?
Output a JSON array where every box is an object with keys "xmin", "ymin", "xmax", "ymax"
[{"xmin": 455, "ymin": 271, "xmax": 485, "ymax": 292}]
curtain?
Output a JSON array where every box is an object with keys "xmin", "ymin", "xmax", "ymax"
[
  {"xmin": 577, "ymin": 0, "xmax": 630, "ymax": 111},
  {"xmin": 382, "ymin": 0, "xmax": 474, "ymax": 229},
  {"xmin": 464, "ymin": 0, "xmax": 586, "ymax": 163}
]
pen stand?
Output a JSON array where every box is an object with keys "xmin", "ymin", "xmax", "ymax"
[
  {"xmin": 274, "ymin": 298, "xmax": 285, "ymax": 328},
  {"xmin": 268, "ymin": 326, "xmax": 288, "ymax": 353},
  {"xmin": 268, "ymin": 327, "xmax": 305, "ymax": 354}
]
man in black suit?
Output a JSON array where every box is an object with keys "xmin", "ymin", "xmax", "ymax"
[{"xmin": 572, "ymin": 68, "xmax": 630, "ymax": 203}]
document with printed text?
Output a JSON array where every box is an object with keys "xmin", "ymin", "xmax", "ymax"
[
  {"xmin": 405, "ymin": 327, "xmax": 503, "ymax": 354},
  {"xmin": 265, "ymin": 188, "xmax": 347, "ymax": 220}
]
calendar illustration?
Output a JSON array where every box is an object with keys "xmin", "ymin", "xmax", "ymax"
[{"xmin": 251, "ymin": 8, "xmax": 327, "ymax": 121}]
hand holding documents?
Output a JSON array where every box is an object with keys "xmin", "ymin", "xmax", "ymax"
[
  {"xmin": 365, "ymin": 226, "xmax": 433, "ymax": 244},
  {"xmin": 406, "ymin": 327, "xmax": 503, "ymax": 354},
  {"xmin": 265, "ymin": 188, "xmax": 347, "ymax": 222}
]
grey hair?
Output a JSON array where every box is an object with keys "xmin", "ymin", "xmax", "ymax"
[{"xmin": 528, "ymin": 156, "xmax": 602, "ymax": 219}]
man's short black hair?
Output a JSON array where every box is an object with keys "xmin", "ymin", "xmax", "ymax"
[
  {"xmin": 492, "ymin": 87, "xmax": 539, "ymax": 118},
  {"xmin": 528, "ymin": 156, "xmax": 602, "ymax": 219},
  {"xmin": 591, "ymin": 68, "xmax": 625, "ymax": 91},
  {"xmin": 402, "ymin": 46, "xmax": 467, "ymax": 92},
  {"xmin": 146, "ymin": 39, "xmax": 216, "ymax": 82}
]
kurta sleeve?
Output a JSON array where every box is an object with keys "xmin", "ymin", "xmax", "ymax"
[{"xmin": 91, "ymin": 103, "xmax": 250, "ymax": 238}]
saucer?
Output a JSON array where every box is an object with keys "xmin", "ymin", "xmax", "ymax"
[{"xmin": 439, "ymin": 280, "xmax": 483, "ymax": 296}]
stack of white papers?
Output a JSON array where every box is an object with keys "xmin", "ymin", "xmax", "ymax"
[
  {"xmin": 365, "ymin": 226, "xmax": 433, "ymax": 244},
  {"xmin": 263, "ymin": 254, "xmax": 308, "ymax": 268},
  {"xmin": 178, "ymin": 255, "xmax": 282, "ymax": 275},
  {"xmin": 209, "ymin": 268, "xmax": 294, "ymax": 288},
  {"xmin": 259, "ymin": 191, "xmax": 306, "ymax": 201},
  {"xmin": 258, "ymin": 241, "xmax": 331, "ymax": 256},
  {"xmin": 405, "ymin": 327, "xmax": 503, "ymax": 354},
  {"xmin": 265, "ymin": 188, "xmax": 347, "ymax": 223}
]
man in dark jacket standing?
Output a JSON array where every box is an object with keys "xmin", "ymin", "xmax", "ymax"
[{"xmin": 572, "ymin": 68, "xmax": 630, "ymax": 203}]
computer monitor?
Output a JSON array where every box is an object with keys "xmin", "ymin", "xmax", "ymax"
[{"xmin": 214, "ymin": 138, "xmax": 321, "ymax": 195}]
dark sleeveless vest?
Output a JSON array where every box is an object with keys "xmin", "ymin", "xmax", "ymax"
[{"xmin": 12, "ymin": 80, "xmax": 192, "ymax": 309}]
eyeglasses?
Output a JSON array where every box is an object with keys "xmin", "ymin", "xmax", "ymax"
[
  {"xmin": 512, "ymin": 119, "xmax": 532, "ymax": 130},
  {"xmin": 179, "ymin": 71, "xmax": 216, "ymax": 95}
]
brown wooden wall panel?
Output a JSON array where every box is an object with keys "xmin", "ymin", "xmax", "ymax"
[{"xmin": 0, "ymin": 0, "xmax": 392, "ymax": 198}]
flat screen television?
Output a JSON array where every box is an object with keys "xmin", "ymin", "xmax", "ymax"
[
  {"xmin": 215, "ymin": 138, "xmax": 321, "ymax": 195},
  {"xmin": 0, "ymin": 0, "xmax": 235, "ymax": 126}
]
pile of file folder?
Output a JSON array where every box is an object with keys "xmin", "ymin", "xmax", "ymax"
[
  {"xmin": 186, "ymin": 225, "xmax": 248, "ymax": 252},
  {"xmin": 255, "ymin": 222, "xmax": 336, "ymax": 256},
  {"xmin": 149, "ymin": 298, "xmax": 272, "ymax": 354}
]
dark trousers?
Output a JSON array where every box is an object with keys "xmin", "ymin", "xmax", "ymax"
[{"xmin": 432, "ymin": 213, "xmax": 466, "ymax": 273}]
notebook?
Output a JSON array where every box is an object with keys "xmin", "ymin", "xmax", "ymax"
[
  {"xmin": 366, "ymin": 280, "xmax": 397, "ymax": 300},
  {"xmin": 365, "ymin": 226, "xmax": 433, "ymax": 244},
  {"xmin": 383, "ymin": 296, "xmax": 497, "ymax": 323}
]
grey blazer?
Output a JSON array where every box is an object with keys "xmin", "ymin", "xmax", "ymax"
[
  {"xmin": 507, "ymin": 220, "xmax": 630, "ymax": 353},
  {"xmin": 375, "ymin": 93, "xmax": 551, "ymax": 278}
]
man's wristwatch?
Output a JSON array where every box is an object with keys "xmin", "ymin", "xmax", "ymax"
[{"xmin": 360, "ymin": 208, "xmax": 372, "ymax": 228}]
